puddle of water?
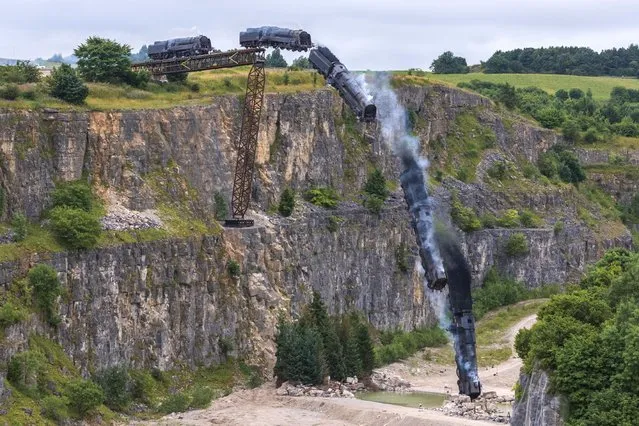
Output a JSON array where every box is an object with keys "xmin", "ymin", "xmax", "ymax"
[{"xmin": 356, "ymin": 391, "xmax": 447, "ymax": 408}]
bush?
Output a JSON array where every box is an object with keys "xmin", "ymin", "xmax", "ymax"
[
  {"xmin": 41, "ymin": 395, "xmax": 69, "ymax": 422},
  {"xmin": 505, "ymin": 233, "xmax": 529, "ymax": 257},
  {"xmin": 51, "ymin": 180, "xmax": 93, "ymax": 211},
  {"xmin": 554, "ymin": 220, "xmax": 564, "ymax": 234},
  {"xmin": 214, "ymin": 192, "xmax": 228, "ymax": 221},
  {"xmin": 0, "ymin": 84, "xmax": 19, "ymax": 100},
  {"xmin": 65, "ymin": 379, "xmax": 104, "ymax": 417},
  {"xmin": 480, "ymin": 213, "xmax": 498, "ymax": 229},
  {"xmin": 49, "ymin": 206, "xmax": 101, "ymax": 250},
  {"xmin": 375, "ymin": 327, "xmax": 448, "ymax": 366},
  {"xmin": 395, "ymin": 243, "xmax": 410, "ymax": 273},
  {"xmin": 278, "ymin": 188, "xmax": 295, "ymax": 217},
  {"xmin": 166, "ymin": 72, "xmax": 188, "ymax": 83},
  {"xmin": 364, "ymin": 169, "xmax": 389, "ymax": 200},
  {"xmin": 583, "ymin": 128, "xmax": 599, "ymax": 144},
  {"xmin": 519, "ymin": 209, "xmax": 543, "ymax": 228},
  {"xmin": 7, "ymin": 350, "xmax": 46, "ymax": 394},
  {"xmin": 48, "ymin": 64, "xmax": 88, "ymax": 104},
  {"xmin": 0, "ymin": 301, "xmax": 27, "ymax": 328},
  {"xmin": 497, "ymin": 209, "xmax": 520, "ymax": 228},
  {"xmin": 28, "ymin": 264, "xmax": 62, "ymax": 325},
  {"xmin": 486, "ymin": 161, "xmax": 510, "ymax": 180},
  {"xmin": 364, "ymin": 196, "xmax": 384, "ymax": 214},
  {"xmin": 451, "ymin": 193, "xmax": 481, "ymax": 232},
  {"xmin": 94, "ymin": 365, "xmax": 132, "ymax": 410},
  {"xmin": 11, "ymin": 212, "xmax": 27, "ymax": 241},
  {"xmin": 189, "ymin": 386, "xmax": 214, "ymax": 409},
  {"xmin": 158, "ymin": 392, "xmax": 190, "ymax": 414},
  {"xmin": 306, "ymin": 187, "xmax": 339, "ymax": 209},
  {"xmin": 326, "ymin": 215, "xmax": 343, "ymax": 232},
  {"xmin": 227, "ymin": 260, "xmax": 240, "ymax": 277}
]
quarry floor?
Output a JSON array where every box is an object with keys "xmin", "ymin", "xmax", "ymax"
[{"xmin": 134, "ymin": 313, "xmax": 537, "ymax": 425}]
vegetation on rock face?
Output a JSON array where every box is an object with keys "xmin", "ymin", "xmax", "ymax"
[
  {"xmin": 516, "ymin": 248, "xmax": 639, "ymax": 425},
  {"xmin": 214, "ymin": 191, "xmax": 228, "ymax": 221},
  {"xmin": 28, "ymin": 264, "xmax": 62, "ymax": 326},
  {"xmin": 48, "ymin": 180, "xmax": 102, "ymax": 249},
  {"xmin": 306, "ymin": 187, "xmax": 339, "ymax": 209},
  {"xmin": 278, "ymin": 188, "xmax": 295, "ymax": 217},
  {"xmin": 450, "ymin": 192, "xmax": 481, "ymax": 232},
  {"xmin": 363, "ymin": 169, "xmax": 389, "ymax": 214},
  {"xmin": 504, "ymin": 232, "xmax": 530, "ymax": 257}
]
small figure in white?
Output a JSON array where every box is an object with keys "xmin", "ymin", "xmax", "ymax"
[{"xmin": 418, "ymin": 403, "xmax": 424, "ymax": 412}]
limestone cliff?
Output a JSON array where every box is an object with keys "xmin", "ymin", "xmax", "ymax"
[
  {"xmin": 0, "ymin": 83, "xmax": 632, "ymax": 378},
  {"xmin": 511, "ymin": 370, "xmax": 564, "ymax": 426}
]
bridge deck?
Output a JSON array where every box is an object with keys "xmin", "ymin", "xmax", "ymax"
[{"xmin": 131, "ymin": 48, "xmax": 266, "ymax": 75}]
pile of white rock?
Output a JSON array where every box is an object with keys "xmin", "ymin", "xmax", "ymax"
[
  {"xmin": 101, "ymin": 206, "xmax": 162, "ymax": 231},
  {"xmin": 438, "ymin": 392, "xmax": 513, "ymax": 423},
  {"xmin": 369, "ymin": 371, "xmax": 412, "ymax": 392},
  {"xmin": 275, "ymin": 377, "xmax": 364, "ymax": 398}
]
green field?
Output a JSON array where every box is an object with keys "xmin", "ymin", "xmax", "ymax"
[{"xmin": 423, "ymin": 73, "xmax": 639, "ymax": 101}]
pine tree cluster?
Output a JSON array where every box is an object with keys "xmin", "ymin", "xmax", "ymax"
[{"xmin": 274, "ymin": 292, "xmax": 375, "ymax": 385}]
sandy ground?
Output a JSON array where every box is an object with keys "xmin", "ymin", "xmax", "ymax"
[
  {"xmin": 134, "ymin": 385, "xmax": 496, "ymax": 426},
  {"xmin": 131, "ymin": 313, "xmax": 537, "ymax": 425}
]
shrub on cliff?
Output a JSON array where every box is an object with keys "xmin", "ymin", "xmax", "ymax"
[
  {"xmin": 278, "ymin": 188, "xmax": 295, "ymax": 217},
  {"xmin": 65, "ymin": 379, "xmax": 104, "ymax": 417},
  {"xmin": 450, "ymin": 193, "xmax": 481, "ymax": 232},
  {"xmin": 49, "ymin": 206, "xmax": 101, "ymax": 250},
  {"xmin": 306, "ymin": 187, "xmax": 339, "ymax": 209},
  {"xmin": 51, "ymin": 180, "xmax": 94, "ymax": 212},
  {"xmin": 505, "ymin": 233, "xmax": 529, "ymax": 257},
  {"xmin": 214, "ymin": 192, "xmax": 228, "ymax": 221},
  {"xmin": 48, "ymin": 64, "xmax": 88, "ymax": 104},
  {"xmin": 28, "ymin": 264, "xmax": 62, "ymax": 326},
  {"xmin": 94, "ymin": 366, "xmax": 132, "ymax": 411},
  {"xmin": 0, "ymin": 84, "xmax": 19, "ymax": 100},
  {"xmin": 11, "ymin": 212, "xmax": 27, "ymax": 241}
]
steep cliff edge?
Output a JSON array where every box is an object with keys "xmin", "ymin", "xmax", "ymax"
[{"xmin": 0, "ymin": 83, "xmax": 632, "ymax": 380}]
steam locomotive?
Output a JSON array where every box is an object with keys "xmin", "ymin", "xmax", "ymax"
[
  {"xmin": 438, "ymin": 231, "xmax": 482, "ymax": 399},
  {"xmin": 451, "ymin": 310, "xmax": 482, "ymax": 399},
  {"xmin": 399, "ymin": 157, "xmax": 448, "ymax": 290},
  {"xmin": 147, "ymin": 35, "xmax": 212, "ymax": 60},
  {"xmin": 239, "ymin": 26, "xmax": 312, "ymax": 51},
  {"xmin": 309, "ymin": 46, "xmax": 377, "ymax": 122}
]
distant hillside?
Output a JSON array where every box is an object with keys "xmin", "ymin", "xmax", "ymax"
[{"xmin": 426, "ymin": 73, "xmax": 639, "ymax": 101}]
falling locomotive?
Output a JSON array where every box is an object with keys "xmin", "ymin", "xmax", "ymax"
[
  {"xmin": 399, "ymin": 155, "xmax": 448, "ymax": 290},
  {"xmin": 147, "ymin": 35, "xmax": 213, "ymax": 60},
  {"xmin": 309, "ymin": 46, "xmax": 377, "ymax": 122},
  {"xmin": 239, "ymin": 26, "xmax": 312, "ymax": 51},
  {"xmin": 439, "ymin": 231, "xmax": 482, "ymax": 399}
]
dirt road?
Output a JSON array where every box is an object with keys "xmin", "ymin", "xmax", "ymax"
[{"xmin": 391, "ymin": 313, "xmax": 537, "ymax": 397}]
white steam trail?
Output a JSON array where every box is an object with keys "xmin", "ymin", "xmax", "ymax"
[{"xmin": 364, "ymin": 73, "xmax": 449, "ymax": 331}]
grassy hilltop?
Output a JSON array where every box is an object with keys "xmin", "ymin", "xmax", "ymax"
[{"xmin": 398, "ymin": 72, "xmax": 639, "ymax": 101}]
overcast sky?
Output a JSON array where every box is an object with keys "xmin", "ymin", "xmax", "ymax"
[{"xmin": 4, "ymin": 0, "xmax": 639, "ymax": 69}]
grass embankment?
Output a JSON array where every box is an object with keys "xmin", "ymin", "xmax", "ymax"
[
  {"xmin": 0, "ymin": 333, "xmax": 259, "ymax": 424},
  {"xmin": 0, "ymin": 67, "xmax": 325, "ymax": 111},
  {"xmin": 423, "ymin": 73, "xmax": 639, "ymax": 101}
]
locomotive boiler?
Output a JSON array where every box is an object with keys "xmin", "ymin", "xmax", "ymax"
[
  {"xmin": 147, "ymin": 35, "xmax": 212, "ymax": 60},
  {"xmin": 239, "ymin": 26, "xmax": 312, "ymax": 51},
  {"xmin": 309, "ymin": 46, "xmax": 376, "ymax": 122}
]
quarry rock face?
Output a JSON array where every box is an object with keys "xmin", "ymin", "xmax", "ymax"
[
  {"xmin": 511, "ymin": 370, "xmax": 564, "ymax": 426},
  {"xmin": 0, "ymin": 84, "xmax": 631, "ymax": 377}
]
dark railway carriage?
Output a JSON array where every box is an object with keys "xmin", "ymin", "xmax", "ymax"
[
  {"xmin": 309, "ymin": 46, "xmax": 376, "ymax": 122},
  {"xmin": 239, "ymin": 26, "xmax": 312, "ymax": 51},
  {"xmin": 148, "ymin": 35, "xmax": 212, "ymax": 60}
]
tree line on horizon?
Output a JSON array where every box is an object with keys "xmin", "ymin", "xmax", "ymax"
[{"xmin": 431, "ymin": 44, "xmax": 639, "ymax": 77}]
